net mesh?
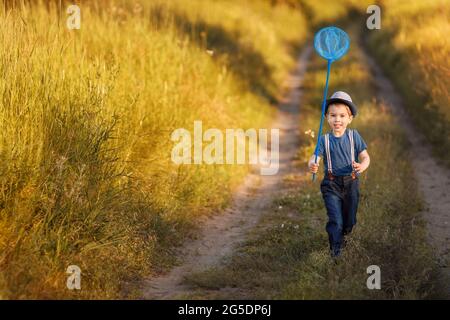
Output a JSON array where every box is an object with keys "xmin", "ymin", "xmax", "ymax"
[{"xmin": 314, "ymin": 26, "xmax": 350, "ymax": 61}]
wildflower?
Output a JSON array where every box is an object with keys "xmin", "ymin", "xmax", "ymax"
[{"xmin": 304, "ymin": 129, "xmax": 315, "ymax": 138}]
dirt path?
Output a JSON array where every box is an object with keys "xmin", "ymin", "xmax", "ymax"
[
  {"xmin": 141, "ymin": 46, "xmax": 312, "ymax": 299},
  {"xmin": 363, "ymin": 47, "xmax": 450, "ymax": 297}
]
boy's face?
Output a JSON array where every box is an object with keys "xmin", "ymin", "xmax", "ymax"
[{"xmin": 326, "ymin": 103, "xmax": 353, "ymax": 133}]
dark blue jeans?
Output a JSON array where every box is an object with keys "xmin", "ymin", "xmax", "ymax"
[{"xmin": 320, "ymin": 175, "xmax": 359, "ymax": 257}]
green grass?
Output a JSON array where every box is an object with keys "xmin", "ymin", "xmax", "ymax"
[
  {"xmin": 181, "ymin": 17, "xmax": 440, "ymax": 300},
  {"xmin": 0, "ymin": 0, "xmax": 307, "ymax": 299}
]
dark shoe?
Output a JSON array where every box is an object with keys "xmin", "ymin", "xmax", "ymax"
[{"xmin": 343, "ymin": 227, "xmax": 352, "ymax": 236}]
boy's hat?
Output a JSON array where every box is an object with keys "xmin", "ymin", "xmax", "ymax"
[{"xmin": 325, "ymin": 91, "xmax": 357, "ymax": 117}]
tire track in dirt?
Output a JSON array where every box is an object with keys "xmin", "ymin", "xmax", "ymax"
[
  {"xmin": 141, "ymin": 45, "xmax": 313, "ymax": 299},
  {"xmin": 362, "ymin": 45, "xmax": 450, "ymax": 298}
]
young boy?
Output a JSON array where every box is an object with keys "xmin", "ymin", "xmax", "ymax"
[{"xmin": 308, "ymin": 91, "xmax": 370, "ymax": 257}]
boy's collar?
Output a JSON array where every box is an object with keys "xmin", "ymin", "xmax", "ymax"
[{"xmin": 330, "ymin": 128, "xmax": 348, "ymax": 138}]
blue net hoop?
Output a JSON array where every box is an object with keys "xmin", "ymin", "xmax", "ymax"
[{"xmin": 314, "ymin": 26, "xmax": 350, "ymax": 61}]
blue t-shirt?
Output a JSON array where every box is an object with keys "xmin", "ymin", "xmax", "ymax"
[{"xmin": 318, "ymin": 129, "xmax": 367, "ymax": 176}]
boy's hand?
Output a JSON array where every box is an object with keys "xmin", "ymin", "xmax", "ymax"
[
  {"xmin": 309, "ymin": 162, "xmax": 319, "ymax": 173},
  {"xmin": 352, "ymin": 161, "xmax": 362, "ymax": 173}
]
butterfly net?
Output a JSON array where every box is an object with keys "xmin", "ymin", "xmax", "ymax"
[{"xmin": 314, "ymin": 26, "xmax": 350, "ymax": 61}]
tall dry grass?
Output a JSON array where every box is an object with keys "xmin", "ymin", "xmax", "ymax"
[
  {"xmin": 0, "ymin": 0, "xmax": 307, "ymax": 298},
  {"xmin": 367, "ymin": 0, "xmax": 450, "ymax": 167}
]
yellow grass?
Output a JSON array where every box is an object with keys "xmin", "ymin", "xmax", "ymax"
[
  {"xmin": 369, "ymin": 0, "xmax": 450, "ymax": 166},
  {"xmin": 0, "ymin": 0, "xmax": 307, "ymax": 298}
]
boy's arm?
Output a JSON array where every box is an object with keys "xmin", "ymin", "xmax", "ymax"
[{"xmin": 353, "ymin": 150, "xmax": 370, "ymax": 173}]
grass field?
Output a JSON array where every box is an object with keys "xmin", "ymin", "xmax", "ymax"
[
  {"xmin": 367, "ymin": 0, "xmax": 450, "ymax": 167},
  {"xmin": 0, "ymin": 0, "xmax": 307, "ymax": 299},
  {"xmin": 0, "ymin": 0, "xmax": 445, "ymax": 300}
]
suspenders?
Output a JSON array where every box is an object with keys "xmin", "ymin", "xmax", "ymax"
[
  {"xmin": 324, "ymin": 129, "xmax": 356, "ymax": 180},
  {"xmin": 324, "ymin": 133, "xmax": 333, "ymax": 177}
]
